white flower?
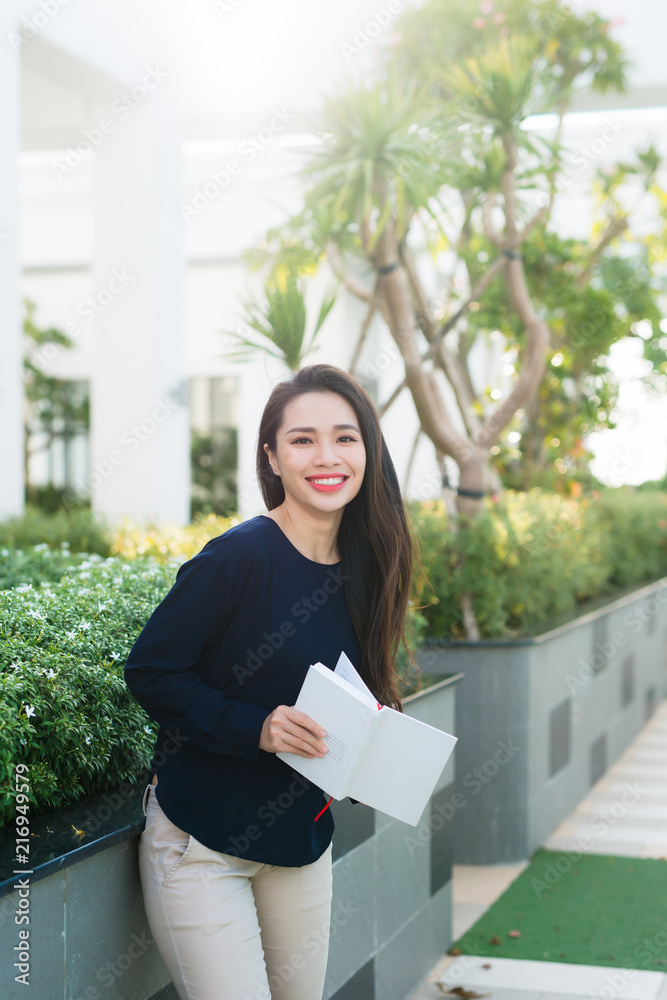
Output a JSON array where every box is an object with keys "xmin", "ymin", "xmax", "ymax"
[
  {"xmin": 24, "ymin": 705, "xmax": 36, "ymax": 719},
  {"xmin": 78, "ymin": 571, "xmax": 91, "ymax": 580},
  {"xmin": 143, "ymin": 725, "xmax": 153, "ymax": 734},
  {"xmin": 0, "ymin": 548, "xmax": 9, "ymax": 557},
  {"xmin": 33, "ymin": 543, "xmax": 49, "ymax": 552},
  {"xmin": 15, "ymin": 584, "xmax": 33, "ymax": 592},
  {"xmin": 110, "ymin": 652, "xmax": 120, "ymax": 660},
  {"xmin": 27, "ymin": 609, "xmax": 44, "ymax": 620},
  {"xmin": 79, "ymin": 561, "xmax": 91, "ymax": 570},
  {"xmin": 78, "ymin": 621, "xmax": 92, "ymax": 631},
  {"xmin": 98, "ymin": 601, "xmax": 109, "ymax": 612},
  {"xmin": 85, "ymin": 736, "xmax": 91, "ymax": 744},
  {"xmin": 65, "ymin": 630, "xmax": 77, "ymax": 641},
  {"xmin": 60, "ymin": 541, "xmax": 70, "ymax": 548},
  {"xmin": 45, "ymin": 668, "xmax": 57, "ymax": 679},
  {"xmin": 9, "ymin": 662, "xmax": 21, "ymax": 671}
]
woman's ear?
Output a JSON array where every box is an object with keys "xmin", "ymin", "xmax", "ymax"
[{"xmin": 263, "ymin": 442, "xmax": 278, "ymax": 476}]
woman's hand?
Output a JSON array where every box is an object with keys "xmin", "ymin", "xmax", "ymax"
[{"xmin": 259, "ymin": 705, "xmax": 329, "ymax": 758}]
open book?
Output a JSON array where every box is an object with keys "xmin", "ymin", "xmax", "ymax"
[{"xmin": 276, "ymin": 652, "xmax": 457, "ymax": 826}]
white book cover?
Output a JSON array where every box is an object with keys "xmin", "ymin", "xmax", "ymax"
[{"xmin": 277, "ymin": 652, "xmax": 458, "ymax": 826}]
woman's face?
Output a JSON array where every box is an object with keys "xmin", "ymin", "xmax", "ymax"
[{"xmin": 264, "ymin": 391, "xmax": 366, "ymax": 514}]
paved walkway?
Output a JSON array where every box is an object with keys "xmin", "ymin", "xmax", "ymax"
[{"xmin": 407, "ymin": 700, "xmax": 667, "ymax": 1000}]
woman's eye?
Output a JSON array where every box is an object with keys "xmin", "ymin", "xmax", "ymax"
[{"xmin": 290, "ymin": 436, "xmax": 357, "ymax": 444}]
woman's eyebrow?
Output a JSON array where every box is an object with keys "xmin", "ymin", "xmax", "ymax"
[{"xmin": 283, "ymin": 424, "xmax": 360, "ymax": 434}]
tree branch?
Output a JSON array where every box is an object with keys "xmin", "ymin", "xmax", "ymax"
[
  {"xmin": 482, "ymin": 193, "xmax": 503, "ymax": 247},
  {"xmin": 349, "ymin": 275, "xmax": 381, "ymax": 374},
  {"xmin": 576, "ymin": 215, "xmax": 629, "ymax": 288},
  {"xmin": 325, "ymin": 241, "xmax": 374, "ymax": 302},
  {"xmin": 477, "ymin": 134, "xmax": 550, "ymax": 449},
  {"xmin": 400, "ymin": 243, "xmax": 481, "ymax": 439}
]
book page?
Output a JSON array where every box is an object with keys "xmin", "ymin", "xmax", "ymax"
[
  {"xmin": 348, "ymin": 708, "xmax": 457, "ymax": 826},
  {"xmin": 333, "ymin": 651, "xmax": 377, "ymax": 704},
  {"xmin": 276, "ymin": 663, "xmax": 380, "ymax": 798}
]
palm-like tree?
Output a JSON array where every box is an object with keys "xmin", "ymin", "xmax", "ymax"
[{"xmin": 220, "ymin": 269, "xmax": 338, "ymax": 372}]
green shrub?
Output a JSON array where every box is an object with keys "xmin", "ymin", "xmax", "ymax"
[
  {"xmin": 0, "ymin": 504, "xmax": 112, "ymax": 556},
  {"xmin": 0, "ymin": 544, "xmax": 96, "ymax": 591},
  {"xmin": 0, "ymin": 554, "xmax": 180, "ymax": 826},
  {"xmin": 408, "ymin": 489, "xmax": 666, "ymax": 639},
  {"xmin": 594, "ymin": 489, "xmax": 667, "ymax": 588}
]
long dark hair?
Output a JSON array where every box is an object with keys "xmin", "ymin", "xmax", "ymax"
[{"xmin": 256, "ymin": 363, "xmax": 416, "ymax": 711}]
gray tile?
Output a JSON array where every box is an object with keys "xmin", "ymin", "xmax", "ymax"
[
  {"xmin": 65, "ymin": 837, "xmax": 170, "ymax": 1000},
  {"xmin": 376, "ymin": 817, "xmax": 431, "ymax": 943},
  {"xmin": 622, "ymin": 654, "xmax": 636, "ymax": 708},
  {"xmin": 590, "ymin": 733, "xmax": 608, "ymax": 787},
  {"xmin": 593, "ymin": 615, "xmax": 610, "ymax": 673},
  {"xmin": 325, "ymin": 958, "xmax": 374, "ymax": 1000},
  {"xmin": 430, "ymin": 783, "xmax": 454, "ymax": 895},
  {"xmin": 375, "ymin": 810, "xmax": 394, "ymax": 833},
  {"xmin": 376, "ymin": 884, "xmax": 450, "ymax": 1000},
  {"xmin": 1, "ymin": 870, "xmax": 65, "ymax": 1000},
  {"xmin": 325, "ymin": 839, "xmax": 377, "ymax": 995},
  {"xmin": 147, "ymin": 985, "xmax": 180, "ymax": 1000},
  {"xmin": 330, "ymin": 797, "xmax": 375, "ymax": 862},
  {"xmin": 549, "ymin": 698, "xmax": 571, "ymax": 778}
]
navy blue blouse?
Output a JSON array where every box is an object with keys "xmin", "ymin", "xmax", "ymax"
[{"xmin": 124, "ymin": 514, "xmax": 362, "ymax": 867}]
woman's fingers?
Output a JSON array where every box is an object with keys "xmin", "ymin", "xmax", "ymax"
[
  {"xmin": 260, "ymin": 705, "xmax": 329, "ymax": 757},
  {"xmin": 280, "ymin": 718, "xmax": 328, "ymax": 758}
]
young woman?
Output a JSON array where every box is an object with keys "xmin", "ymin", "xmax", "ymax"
[{"xmin": 124, "ymin": 362, "xmax": 415, "ymax": 1000}]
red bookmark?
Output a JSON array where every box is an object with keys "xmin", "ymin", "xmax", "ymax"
[
  {"xmin": 313, "ymin": 701, "xmax": 383, "ymax": 820},
  {"xmin": 313, "ymin": 797, "xmax": 333, "ymax": 821}
]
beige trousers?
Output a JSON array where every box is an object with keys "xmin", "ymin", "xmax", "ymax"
[{"xmin": 138, "ymin": 781, "xmax": 334, "ymax": 1000}]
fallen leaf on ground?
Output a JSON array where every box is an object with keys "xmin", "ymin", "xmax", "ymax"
[
  {"xmin": 436, "ymin": 987, "xmax": 491, "ymax": 999},
  {"xmin": 489, "ymin": 935, "xmax": 502, "ymax": 945},
  {"xmin": 448, "ymin": 947, "xmax": 462, "ymax": 955}
]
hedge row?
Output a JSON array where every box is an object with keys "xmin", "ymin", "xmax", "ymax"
[
  {"xmin": 0, "ymin": 554, "xmax": 179, "ymax": 826},
  {"xmin": 409, "ymin": 489, "xmax": 667, "ymax": 639}
]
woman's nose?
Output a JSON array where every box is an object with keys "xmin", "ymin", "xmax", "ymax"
[{"xmin": 314, "ymin": 441, "xmax": 340, "ymax": 465}]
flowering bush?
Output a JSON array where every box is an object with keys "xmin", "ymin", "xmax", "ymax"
[
  {"xmin": 0, "ymin": 553, "xmax": 180, "ymax": 826},
  {"xmin": 0, "ymin": 543, "xmax": 95, "ymax": 591},
  {"xmin": 109, "ymin": 512, "xmax": 239, "ymax": 561}
]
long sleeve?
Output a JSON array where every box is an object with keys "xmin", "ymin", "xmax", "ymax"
[{"xmin": 124, "ymin": 539, "xmax": 271, "ymax": 761}]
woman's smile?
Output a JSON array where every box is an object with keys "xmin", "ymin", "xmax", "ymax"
[{"xmin": 305, "ymin": 475, "xmax": 350, "ymax": 492}]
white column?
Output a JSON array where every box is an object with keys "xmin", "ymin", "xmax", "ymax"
[
  {"xmin": 0, "ymin": 4, "xmax": 24, "ymax": 520},
  {"xmin": 237, "ymin": 358, "xmax": 276, "ymax": 520},
  {"xmin": 89, "ymin": 83, "xmax": 190, "ymax": 529}
]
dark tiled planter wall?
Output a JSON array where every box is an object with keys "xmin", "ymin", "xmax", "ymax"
[
  {"xmin": 0, "ymin": 675, "xmax": 461, "ymax": 1000},
  {"xmin": 418, "ymin": 577, "xmax": 667, "ymax": 864}
]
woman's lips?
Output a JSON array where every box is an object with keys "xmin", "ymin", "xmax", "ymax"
[{"xmin": 305, "ymin": 476, "xmax": 349, "ymax": 492}]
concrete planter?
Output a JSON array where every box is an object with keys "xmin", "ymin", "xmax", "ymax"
[
  {"xmin": 0, "ymin": 672, "xmax": 461, "ymax": 1000},
  {"xmin": 416, "ymin": 576, "xmax": 667, "ymax": 864}
]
